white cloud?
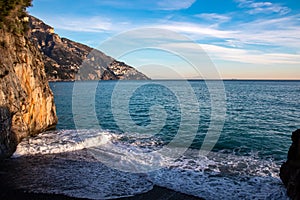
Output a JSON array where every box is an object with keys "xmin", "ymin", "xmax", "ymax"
[
  {"xmin": 201, "ymin": 44, "xmax": 300, "ymax": 65},
  {"xmin": 53, "ymin": 13, "xmax": 298, "ymax": 64},
  {"xmin": 195, "ymin": 13, "xmax": 231, "ymax": 23},
  {"xmin": 93, "ymin": 0, "xmax": 195, "ymax": 11},
  {"xmin": 154, "ymin": 41, "xmax": 300, "ymax": 65},
  {"xmin": 157, "ymin": 0, "xmax": 196, "ymax": 10},
  {"xmin": 235, "ymin": 0, "xmax": 290, "ymax": 15},
  {"xmin": 156, "ymin": 22, "xmax": 237, "ymax": 39},
  {"xmin": 34, "ymin": 2, "xmax": 299, "ymax": 67},
  {"xmin": 155, "ymin": 14, "xmax": 300, "ymax": 50},
  {"xmin": 230, "ymin": 15, "xmax": 300, "ymax": 48},
  {"xmin": 51, "ymin": 13, "xmax": 299, "ymax": 50},
  {"xmin": 43, "ymin": 16, "xmax": 113, "ymax": 32},
  {"xmin": 120, "ymin": 14, "xmax": 297, "ymax": 69}
]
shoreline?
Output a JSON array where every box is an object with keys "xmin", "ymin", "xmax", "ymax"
[
  {"xmin": 0, "ymin": 185, "xmax": 204, "ymax": 200},
  {"xmin": 48, "ymin": 79, "xmax": 300, "ymax": 82}
]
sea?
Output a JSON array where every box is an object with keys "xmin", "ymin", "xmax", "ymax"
[{"xmin": 10, "ymin": 80, "xmax": 300, "ymax": 199}]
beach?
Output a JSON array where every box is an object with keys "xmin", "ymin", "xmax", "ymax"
[{"xmin": 0, "ymin": 185, "xmax": 203, "ymax": 200}]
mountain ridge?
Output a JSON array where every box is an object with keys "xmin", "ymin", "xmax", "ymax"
[{"xmin": 28, "ymin": 15, "xmax": 150, "ymax": 81}]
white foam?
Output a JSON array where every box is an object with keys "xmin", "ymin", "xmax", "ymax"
[
  {"xmin": 12, "ymin": 129, "xmax": 289, "ymax": 199},
  {"xmin": 10, "ymin": 130, "xmax": 154, "ymax": 199},
  {"xmin": 147, "ymin": 150, "xmax": 288, "ymax": 200},
  {"xmin": 13, "ymin": 130, "xmax": 112, "ymax": 157},
  {"xmin": 148, "ymin": 168, "xmax": 287, "ymax": 200}
]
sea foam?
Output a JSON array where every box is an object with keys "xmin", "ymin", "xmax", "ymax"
[{"xmin": 11, "ymin": 129, "xmax": 288, "ymax": 200}]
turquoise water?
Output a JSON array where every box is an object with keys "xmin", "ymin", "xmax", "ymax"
[
  {"xmin": 35, "ymin": 80, "xmax": 300, "ymax": 199},
  {"xmin": 50, "ymin": 80, "xmax": 299, "ymax": 161}
]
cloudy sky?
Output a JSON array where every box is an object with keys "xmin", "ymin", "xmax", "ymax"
[{"xmin": 28, "ymin": 0, "xmax": 300, "ymax": 79}]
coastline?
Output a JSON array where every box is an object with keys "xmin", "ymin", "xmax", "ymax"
[{"xmin": 0, "ymin": 143, "xmax": 205, "ymax": 200}]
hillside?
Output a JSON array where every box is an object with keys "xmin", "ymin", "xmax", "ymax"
[{"xmin": 29, "ymin": 16, "xmax": 150, "ymax": 81}]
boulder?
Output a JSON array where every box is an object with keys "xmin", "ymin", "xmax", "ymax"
[
  {"xmin": 0, "ymin": 107, "xmax": 17, "ymax": 159},
  {"xmin": 280, "ymin": 129, "xmax": 300, "ymax": 199}
]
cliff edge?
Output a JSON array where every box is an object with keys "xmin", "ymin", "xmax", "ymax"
[{"xmin": 0, "ymin": 0, "xmax": 57, "ymax": 158}]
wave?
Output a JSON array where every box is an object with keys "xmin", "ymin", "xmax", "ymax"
[{"xmin": 12, "ymin": 129, "xmax": 288, "ymax": 200}]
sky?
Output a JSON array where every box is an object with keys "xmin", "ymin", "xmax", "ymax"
[{"xmin": 28, "ymin": 0, "xmax": 300, "ymax": 79}]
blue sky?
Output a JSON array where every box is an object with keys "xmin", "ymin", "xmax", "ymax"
[{"xmin": 28, "ymin": 0, "xmax": 300, "ymax": 79}]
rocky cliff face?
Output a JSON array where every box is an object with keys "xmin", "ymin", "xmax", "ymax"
[
  {"xmin": 0, "ymin": 4, "xmax": 57, "ymax": 158},
  {"xmin": 29, "ymin": 16, "xmax": 149, "ymax": 81},
  {"xmin": 280, "ymin": 129, "xmax": 300, "ymax": 200},
  {"xmin": 0, "ymin": 107, "xmax": 16, "ymax": 159}
]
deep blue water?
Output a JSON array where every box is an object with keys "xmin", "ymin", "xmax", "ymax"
[{"xmin": 50, "ymin": 80, "xmax": 299, "ymax": 161}]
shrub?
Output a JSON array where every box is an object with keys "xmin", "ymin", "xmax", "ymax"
[{"xmin": 0, "ymin": 0, "xmax": 32, "ymax": 33}]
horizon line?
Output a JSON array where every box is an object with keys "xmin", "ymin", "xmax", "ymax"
[{"xmin": 49, "ymin": 78, "xmax": 300, "ymax": 82}]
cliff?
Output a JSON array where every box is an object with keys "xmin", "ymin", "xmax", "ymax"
[
  {"xmin": 0, "ymin": 0, "xmax": 57, "ymax": 158},
  {"xmin": 280, "ymin": 129, "xmax": 300, "ymax": 199},
  {"xmin": 29, "ymin": 16, "xmax": 150, "ymax": 81}
]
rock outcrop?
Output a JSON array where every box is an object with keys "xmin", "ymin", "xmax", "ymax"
[
  {"xmin": 0, "ymin": 1, "xmax": 57, "ymax": 158},
  {"xmin": 280, "ymin": 129, "xmax": 300, "ymax": 200},
  {"xmin": 0, "ymin": 107, "xmax": 16, "ymax": 158},
  {"xmin": 29, "ymin": 16, "xmax": 150, "ymax": 81}
]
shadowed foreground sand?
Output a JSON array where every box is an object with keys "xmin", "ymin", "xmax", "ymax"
[{"xmin": 0, "ymin": 185, "xmax": 203, "ymax": 200}]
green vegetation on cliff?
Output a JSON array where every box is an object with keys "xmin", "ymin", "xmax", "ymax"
[{"xmin": 0, "ymin": 0, "xmax": 32, "ymax": 33}]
